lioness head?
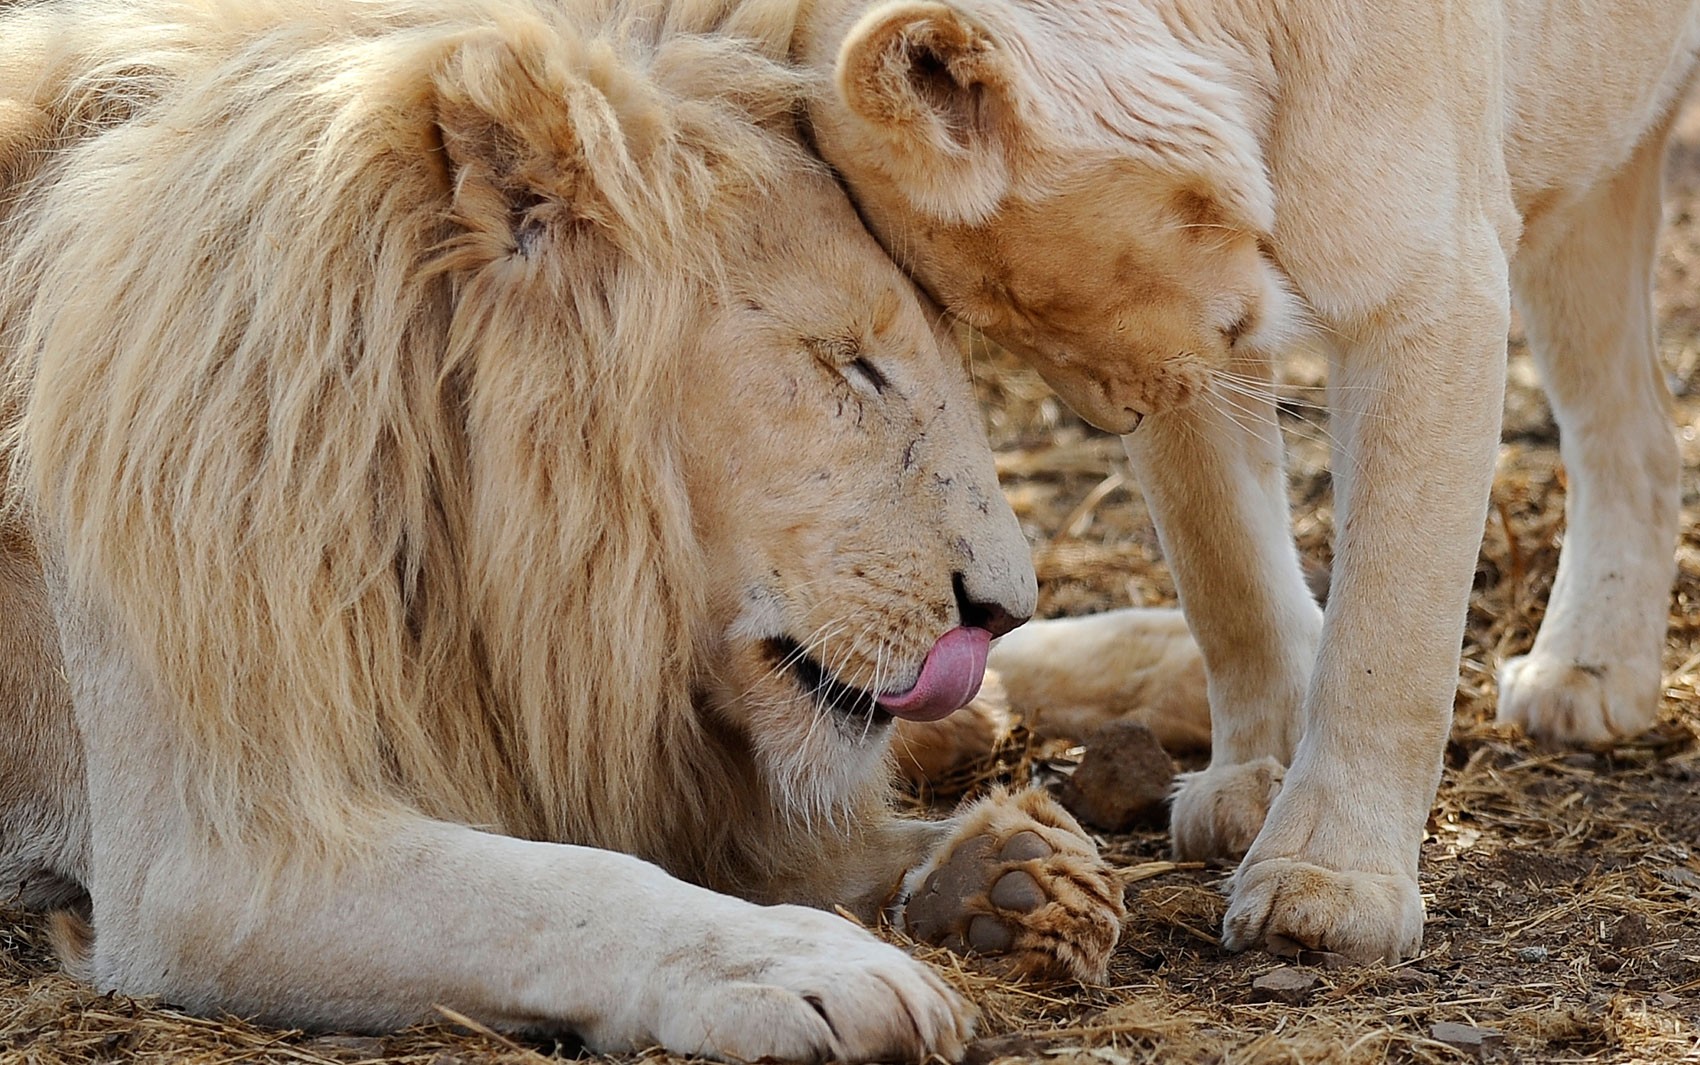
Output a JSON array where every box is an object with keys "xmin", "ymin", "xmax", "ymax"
[{"xmin": 796, "ymin": 0, "xmax": 1306, "ymax": 434}]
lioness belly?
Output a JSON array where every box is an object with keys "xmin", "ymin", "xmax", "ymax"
[{"xmin": 1502, "ymin": 0, "xmax": 1700, "ymax": 209}]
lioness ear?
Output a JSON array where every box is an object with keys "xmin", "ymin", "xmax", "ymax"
[
  {"xmin": 433, "ymin": 28, "xmax": 600, "ymax": 256},
  {"xmin": 834, "ymin": 0, "xmax": 1015, "ymax": 222}
]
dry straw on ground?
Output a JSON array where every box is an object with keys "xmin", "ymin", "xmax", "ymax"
[{"xmin": 7, "ymin": 82, "xmax": 1700, "ymax": 1065}]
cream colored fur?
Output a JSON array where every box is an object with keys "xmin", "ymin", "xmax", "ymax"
[
  {"xmin": 0, "ymin": 0, "xmax": 1136, "ymax": 1057},
  {"xmin": 759, "ymin": 0, "xmax": 1699, "ymax": 963}
]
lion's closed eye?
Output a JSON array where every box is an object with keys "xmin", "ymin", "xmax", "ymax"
[
  {"xmin": 843, "ymin": 356, "xmax": 888, "ymax": 395},
  {"xmin": 808, "ymin": 337, "xmax": 889, "ymax": 397}
]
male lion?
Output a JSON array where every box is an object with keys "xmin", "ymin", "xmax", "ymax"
[
  {"xmin": 754, "ymin": 0, "xmax": 1700, "ymax": 963},
  {"xmin": 0, "ymin": 0, "xmax": 1127, "ymax": 1058}
]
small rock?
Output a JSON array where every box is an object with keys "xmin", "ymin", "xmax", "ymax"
[
  {"xmin": 1609, "ymin": 912, "xmax": 1651, "ymax": 949},
  {"xmin": 1429, "ymin": 1022, "xmax": 1505, "ymax": 1058},
  {"xmin": 1058, "ymin": 721, "xmax": 1177, "ymax": 832},
  {"xmin": 1516, "ymin": 946, "xmax": 1549, "ymax": 963},
  {"xmin": 1292, "ymin": 949, "xmax": 1350, "ymax": 970},
  {"xmin": 1250, "ymin": 965, "xmax": 1322, "ymax": 1005}
]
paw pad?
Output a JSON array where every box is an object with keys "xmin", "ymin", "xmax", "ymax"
[
  {"xmin": 989, "ymin": 869, "xmax": 1044, "ymax": 912},
  {"xmin": 999, "ymin": 831, "xmax": 1050, "ymax": 862}
]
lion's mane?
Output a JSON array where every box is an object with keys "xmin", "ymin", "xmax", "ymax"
[{"xmin": 0, "ymin": 0, "xmax": 823, "ymax": 887}]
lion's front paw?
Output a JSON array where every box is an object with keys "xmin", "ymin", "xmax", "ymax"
[
  {"xmin": 656, "ymin": 903, "xmax": 972, "ymax": 1063},
  {"xmin": 1222, "ymin": 856, "xmax": 1423, "ymax": 963},
  {"xmin": 1496, "ymin": 654, "xmax": 1659, "ymax": 746},
  {"xmin": 902, "ymin": 789, "xmax": 1123, "ymax": 983},
  {"xmin": 1169, "ymin": 758, "xmax": 1285, "ymax": 861}
]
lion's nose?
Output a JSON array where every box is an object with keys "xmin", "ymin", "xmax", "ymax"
[{"xmin": 952, "ymin": 571, "xmax": 1028, "ymax": 638}]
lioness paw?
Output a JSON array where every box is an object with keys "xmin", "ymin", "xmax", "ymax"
[
  {"xmin": 902, "ymin": 789, "xmax": 1123, "ymax": 983},
  {"xmin": 1222, "ymin": 857, "xmax": 1423, "ymax": 964},
  {"xmin": 1496, "ymin": 654, "xmax": 1660, "ymax": 746},
  {"xmin": 656, "ymin": 903, "xmax": 971, "ymax": 1063},
  {"xmin": 1169, "ymin": 757, "xmax": 1285, "ymax": 861}
]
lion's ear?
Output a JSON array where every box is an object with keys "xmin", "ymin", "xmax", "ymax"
[
  {"xmin": 433, "ymin": 28, "xmax": 599, "ymax": 251},
  {"xmin": 833, "ymin": 0, "xmax": 1015, "ymax": 222}
]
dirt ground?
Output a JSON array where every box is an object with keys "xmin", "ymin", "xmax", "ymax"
[{"xmin": 7, "ymin": 89, "xmax": 1700, "ymax": 1065}]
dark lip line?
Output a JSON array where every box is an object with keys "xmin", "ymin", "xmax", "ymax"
[{"xmin": 763, "ymin": 636, "xmax": 893, "ymax": 727}]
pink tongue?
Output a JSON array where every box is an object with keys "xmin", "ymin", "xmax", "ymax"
[{"xmin": 877, "ymin": 626, "xmax": 992, "ymax": 722}]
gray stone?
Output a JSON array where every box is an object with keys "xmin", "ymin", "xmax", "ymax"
[
  {"xmin": 1250, "ymin": 966, "xmax": 1321, "ymax": 1005},
  {"xmin": 1429, "ymin": 1022, "xmax": 1506, "ymax": 1058}
]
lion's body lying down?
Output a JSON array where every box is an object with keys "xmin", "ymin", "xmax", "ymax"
[
  {"xmin": 760, "ymin": 0, "xmax": 1700, "ymax": 967},
  {"xmin": 0, "ymin": 0, "xmax": 1125, "ymax": 1058}
]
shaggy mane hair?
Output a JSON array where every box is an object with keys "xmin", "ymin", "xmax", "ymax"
[{"xmin": 0, "ymin": 0, "xmax": 821, "ymax": 885}]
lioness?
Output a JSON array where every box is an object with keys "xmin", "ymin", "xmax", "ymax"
[
  {"xmin": 767, "ymin": 0, "xmax": 1700, "ymax": 962},
  {"xmin": 0, "ymin": 0, "xmax": 1126, "ymax": 1058}
]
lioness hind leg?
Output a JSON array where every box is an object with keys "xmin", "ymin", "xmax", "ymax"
[
  {"xmin": 901, "ymin": 788, "xmax": 1124, "ymax": 983},
  {"xmin": 985, "ymin": 608, "xmax": 1211, "ymax": 753},
  {"xmin": 1498, "ymin": 117, "xmax": 1681, "ymax": 746},
  {"xmin": 893, "ymin": 608, "xmax": 1212, "ymax": 788}
]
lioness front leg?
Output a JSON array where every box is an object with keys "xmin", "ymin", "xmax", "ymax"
[
  {"xmin": 1224, "ymin": 258, "xmax": 1511, "ymax": 963},
  {"xmin": 1496, "ymin": 118, "xmax": 1679, "ymax": 746},
  {"xmin": 900, "ymin": 788, "xmax": 1124, "ymax": 983},
  {"xmin": 1124, "ymin": 352, "xmax": 1323, "ymax": 860}
]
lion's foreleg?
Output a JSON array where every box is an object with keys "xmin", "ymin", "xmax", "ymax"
[{"xmin": 55, "ymin": 593, "xmax": 970, "ymax": 1063}]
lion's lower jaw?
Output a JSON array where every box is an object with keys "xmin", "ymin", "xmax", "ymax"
[{"xmin": 753, "ymin": 723, "xmax": 893, "ymax": 829}]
